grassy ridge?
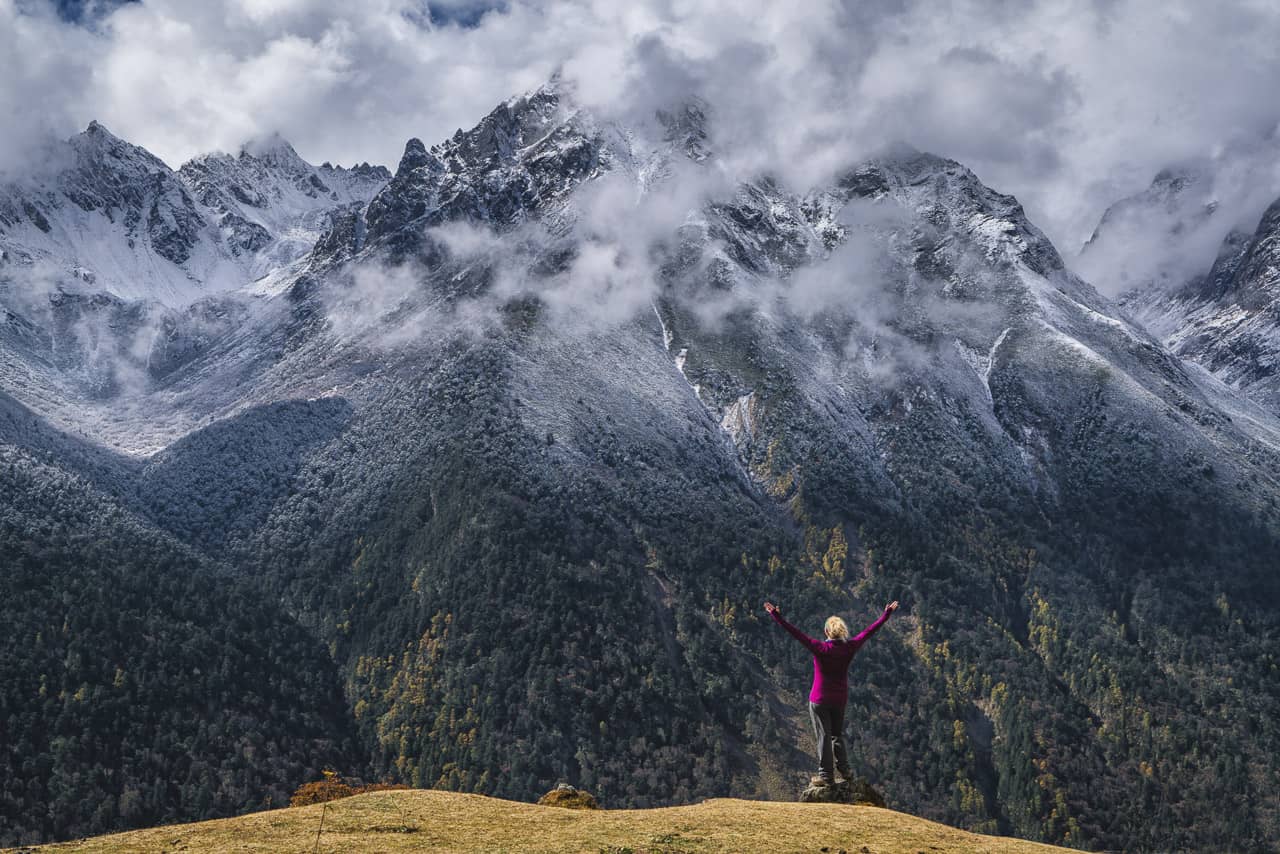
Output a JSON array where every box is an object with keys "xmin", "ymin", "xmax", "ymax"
[{"xmin": 23, "ymin": 790, "xmax": 1073, "ymax": 853}]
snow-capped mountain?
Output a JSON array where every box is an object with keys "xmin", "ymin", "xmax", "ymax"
[
  {"xmin": 363, "ymin": 82, "xmax": 603, "ymax": 243},
  {"xmin": 1075, "ymin": 165, "xmax": 1218, "ymax": 294},
  {"xmin": 1123, "ymin": 197, "xmax": 1280, "ymax": 412},
  {"xmin": 1085, "ymin": 164, "xmax": 1280, "ymax": 414},
  {"xmin": 362, "ymin": 81, "xmax": 712, "ymax": 263},
  {"xmin": 0, "ymin": 122, "xmax": 388, "ymax": 307},
  {"xmin": 0, "ymin": 121, "xmax": 238, "ymax": 304},
  {"xmin": 4, "ymin": 80, "xmax": 1280, "ymax": 851},
  {"xmin": 178, "ymin": 134, "xmax": 389, "ymax": 281},
  {"xmin": 0, "ymin": 122, "xmax": 388, "ymax": 438}
]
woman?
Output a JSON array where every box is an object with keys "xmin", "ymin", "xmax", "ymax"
[{"xmin": 764, "ymin": 598, "xmax": 899, "ymax": 786}]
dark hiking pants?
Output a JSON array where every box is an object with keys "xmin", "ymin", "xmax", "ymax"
[{"xmin": 808, "ymin": 701, "xmax": 850, "ymax": 781}]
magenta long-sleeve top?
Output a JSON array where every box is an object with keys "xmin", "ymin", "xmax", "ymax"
[{"xmin": 770, "ymin": 606, "xmax": 893, "ymax": 705}]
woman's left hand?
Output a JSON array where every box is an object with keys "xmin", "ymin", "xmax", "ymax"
[{"xmin": 764, "ymin": 601, "xmax": 778, "ymax": 615}]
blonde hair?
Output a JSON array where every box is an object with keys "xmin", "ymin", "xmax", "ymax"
[{"xmin": 824, "ymin": 616, "xmax": 849, "ymax": 640}]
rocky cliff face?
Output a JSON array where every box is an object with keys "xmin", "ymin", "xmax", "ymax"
[{"xmin": 363, "ymin": 82, "xmax": 616, "ymax": 255}]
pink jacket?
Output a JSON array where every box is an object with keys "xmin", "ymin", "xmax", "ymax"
[{"xmin": 770, "ymin": 606, "xmax": 893, "ymax": 705}]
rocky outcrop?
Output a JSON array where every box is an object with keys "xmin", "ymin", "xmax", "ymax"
[
  {"xmin": 537, "ymin": 783, "xmax": 600, "ymax": 809},
  {"xmin": 799, "ymin": 779, "xmax": 886, "ymax": 808}
]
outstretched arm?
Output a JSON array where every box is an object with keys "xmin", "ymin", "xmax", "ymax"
[
  {"xmin": 763, "ymin": 601, "xmax": 822, "ymax": 653},
  {"xmin": 851, "ymin": 600, "xmax": 899, "ymax": 647}
]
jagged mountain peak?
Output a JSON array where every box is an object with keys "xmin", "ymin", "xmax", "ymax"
[
  {"xmin": 362, "ymin": 79, "xmax": 610, "ymax": 249},
  {"xmin": 440, "ymin": 77, "xmax": 576, "ymax": 169},
  {"xmin": 237, "ymin": 131, "xmax": 310, "ymax": 173},
  {"xmin": 179, "ymin": 132, "xmax": 308, "ymax": 178},
  {"xmin": 240, "ymin": 130, "xmax": 295, "ymax": 154},
  {"xmin": 1095, "ymin": 152, "xmax": 1280, "ymax": 416},
  {"xmin": 799, "ymin": 144, "xmax": 1071, "ymax": 289},
  {"xmin": 83, "ymin": 119, "xmax": 112, "ymax": 137},
  {"xmin": 867, "ymin": 144, "xmax": 997, "ymax": 194},
  {"xmin": 1081, "ymin": 162, "xmax": 1211, "ymax": 261},
  {"xmin": 0, "ymin": 121, "xmax": 215, "ymax": 300},
  {"xmin": 71, "ymin": 119, "xmax": 153, "ymax": 155},
  {"xmin": 394, "ymin": 137, "xmax": 440, "ymax": 176},
  {"xmin": 175, "ymin": 132, "xmax": 389, "ymax": 269},
  {"xmin": 78, "ymin": 119, "xmax": 125, "ymax": 143},
  {"xmin": 1205, "ymin": 201, "xmax": 1275, "ymax": 304},
  {"xmin": 499, "ymin": 71, "xmax": 568, "ymax": 113},
  {"xmin": 319, "ymin": 160, "xmax": 391, "ymax": 181},
  {"xmin": 64, "ymin": 120, "xmax": 170, "ymax": 177},
  {"xmin": 1075, "ymin": 144, "xmax": 1280, "ymax": 304}
]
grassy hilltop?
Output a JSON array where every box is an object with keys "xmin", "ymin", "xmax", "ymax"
[{"xmin": 20, "ymin": 789, "xmax": 1073, "ymax": 854}]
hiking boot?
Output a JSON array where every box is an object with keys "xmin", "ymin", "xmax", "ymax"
[
  {"xmin": 835, "ymin": 770, "xmax": 852, "ymax": 785},
  {"xmin": 810, "ymin": 774, "xmax": 834, "ymax": 787}
]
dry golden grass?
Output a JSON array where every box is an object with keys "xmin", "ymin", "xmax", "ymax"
[{"xmin": 18, "ymin": 789, "xmax": 1073, "ymax": 854}]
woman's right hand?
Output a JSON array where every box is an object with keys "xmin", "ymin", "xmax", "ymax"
[
  {"xmin": 764, "ymin": 601, "xmax": 778, "ymax": 615},
  {"xmin": 886, "ymin": 600, "xmax": 899, "ymax": 613}
]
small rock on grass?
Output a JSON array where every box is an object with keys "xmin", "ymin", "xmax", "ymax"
[
  {"xmin": 799, "ymin": 778, "xmax": 886, "ymax": 808},
  {"xmin": 538, "ymin": 783, "xmax": 600, "ymax": 809}
]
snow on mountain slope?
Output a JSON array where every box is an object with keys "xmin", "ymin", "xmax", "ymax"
[
  {"xmin": 9, "ymin": 78, "xmax": 1280, "ymax": 468},
  {"xmin": 0, "ymin": 121, "xmax": 239, "ymax": 305},
  {"xmin": 0, "ymin": 122, "xmax": 389, "ymax": 307},
  {"xmin": 178, "ymin": 135, "xmax": 389, "ymax": 283},
  {"xmin": 1123, "ymin": 197, "xmax": 1280, "ymax": 412},
  {"xmin": 0, "ymin": 122, "xmax": 389, "ymax": 448},
  {"xmin": 633, "ymin": 146, "xmax": 1280, "ymax": 535},
  {"xmin": 1, "ymin": 78, "xmax": 1277, "ymax": 478},
  {"xmin": 1088, "ymin": 165, "xmax": 1280, "ymax": 416},
  {"xmin": 234, "ymin": 79, "xmax": 1280, "ymax": 524}
]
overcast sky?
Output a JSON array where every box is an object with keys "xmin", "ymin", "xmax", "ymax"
[{"xmin": 4, "ymin": 0, "xmax": 1280, "ymax": 254}]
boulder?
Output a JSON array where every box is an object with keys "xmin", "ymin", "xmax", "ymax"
[
  {"xmin": 537, "ymin": 783, "xmax": 600, "ymax": 809},
  {"xmin": 799, "ymin": 778, "xmax": 886, "ymax": 808}
]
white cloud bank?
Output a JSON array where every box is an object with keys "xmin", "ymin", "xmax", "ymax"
[{"xmin": 4, "ymin": 0, "xmax": 1280, "ymax": 260}]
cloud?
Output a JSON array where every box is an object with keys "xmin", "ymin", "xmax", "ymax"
[
  {"xmin": 6, "ymin": 0, "xmax": 1280, "ymax": 286},
  {"xmin": 0, "ymin": 2, "xmax": 100, "ymax": 173},
  {"xmin": 1074, "ymin": 139, "xmax": 1280, "ymax": 296},
  {"xmin": 323, "ymin": 163, "xmax": 715, "ymax": 346}
]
